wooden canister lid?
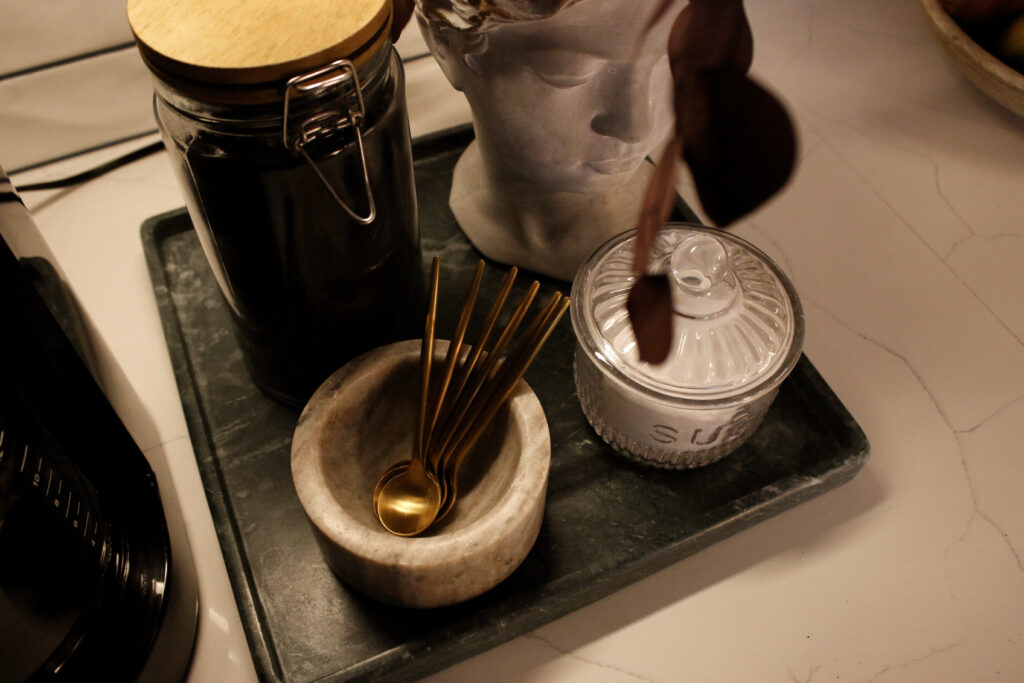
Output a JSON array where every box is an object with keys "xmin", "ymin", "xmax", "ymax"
[{"xmin": 128, "ymin": 0, "xmax": 391, "ymax": 99}]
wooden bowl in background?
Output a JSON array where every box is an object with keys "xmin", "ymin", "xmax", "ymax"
[{"xmin": 921, "ymin": 0, "xmax": 1024, "ymax": 118}]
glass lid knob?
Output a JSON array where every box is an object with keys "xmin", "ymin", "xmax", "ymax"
[{"xmin": 669, "ymin": 233, "xmax": 739, "ymax": 318}]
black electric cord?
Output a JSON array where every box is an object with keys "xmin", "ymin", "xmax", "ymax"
[{"xmin": 16, "ymin": 141, "xmax": 165, "ymax": 192}]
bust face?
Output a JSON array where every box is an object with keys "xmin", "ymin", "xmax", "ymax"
[{"xmin": 434, "ymin": 0, "xmax": 682, "ymax": 193}]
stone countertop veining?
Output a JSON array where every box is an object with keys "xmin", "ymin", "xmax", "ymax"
[{"xmin": 12, "ymin": 0, "xmax": 1024, "ymax": 681}]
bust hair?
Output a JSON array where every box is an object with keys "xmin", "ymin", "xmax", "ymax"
[{"xmin": 415, "ymin": 0, "xmax": 582, "ymax": 33}]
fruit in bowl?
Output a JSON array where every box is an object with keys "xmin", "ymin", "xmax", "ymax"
[
  {"xmin": 940, "ymin": 0, "xmax": 1024, "ymax": 26},
  {"xmin": 939, "ymin": 0, "xmax": 1024, "ymax": 70},
  {"xmin": 1000, "ymin": 13, "xmax": 1024, "ymax": 68},
  {"xmin": 921, "ymin": 0, "xmax": 1024, "ymax": 117}
]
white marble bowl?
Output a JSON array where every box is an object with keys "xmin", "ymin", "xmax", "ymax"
[
  {"xmin": 291, "ymin": 339, "xmax": 550, "ymax": 608},
  {"xmin": 921, "ymin": 0, "xmax": 1024, "ymax": 118}
]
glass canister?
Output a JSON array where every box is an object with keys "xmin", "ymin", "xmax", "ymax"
[
  {"xmin": 571, "ymin": 223, "xmax": 804, "ymax": 469},
  {"xmin": 128, "ymin": 0, "xmax": 421, "ymax": 407}
]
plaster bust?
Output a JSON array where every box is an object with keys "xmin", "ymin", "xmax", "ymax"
[{"xmin": 418, "ymin": 0, "xmax": 684, "ymax": 280}]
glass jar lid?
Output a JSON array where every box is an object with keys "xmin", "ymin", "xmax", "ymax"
[
  {"xmin": 571, "ymin": 223, "xmax": 804, "ymax": 405},
  {"xmin": 127, "ymin": 0, "xmax": 391, "ymax": 102}
]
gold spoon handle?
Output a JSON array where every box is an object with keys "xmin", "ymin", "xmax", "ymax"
[
  {"xmin": 429, "ymin": 281, "xmax": 539, "ymax": 469},
  {"xmin": 424, "ymin": 259, "xmax": 485, "ymax": 457},
  {"xmin": 415, "ymin": 256, "xmax": 441, "ymax": 465},
  {"xmin": 436, "ymin": 294, "xmax": 570, "ymax": 521},
  {"xmin": 433, "ymin": 267, "xmax": 517, "ymax": 440},
  {"xmin": 427, "ymin": 266, "xmax": 518, "ymax": 474},
  {"xmin": 437, "ymin": 292, "xmax": 563, "ymax": 480}
]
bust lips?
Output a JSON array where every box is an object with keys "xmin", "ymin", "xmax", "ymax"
[{"xmin": 585, "ymin": 155, "xmax": 646, "ymax": 175}]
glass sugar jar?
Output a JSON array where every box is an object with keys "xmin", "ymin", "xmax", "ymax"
[
  {"xmin": 571, "ymin": 223, "xmax": 804, "ymax": 469},
  {"xmin": 128, "ymin": 0, "xmax": 421, "ymax": 407}
]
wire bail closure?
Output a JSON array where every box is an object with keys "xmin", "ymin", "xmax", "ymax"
[{"xmin": 282, "ymin": 59, "xmax": 377, "ymax": 225}]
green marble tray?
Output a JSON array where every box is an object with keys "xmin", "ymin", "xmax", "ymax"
[{"xmin": 141, "ymin": 124, "xmax": 869, "ymax": 683}]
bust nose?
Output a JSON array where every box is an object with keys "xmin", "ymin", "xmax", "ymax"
[{"xmin": 589, "ymin": 65, "xmax": 656, "ymax": 144}]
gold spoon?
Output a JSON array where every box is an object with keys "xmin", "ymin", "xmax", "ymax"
[
  {"xmin": 375, "ymin": 257, "xmax": 443, "ymax": 537},
  {"xmin": 373, "ymin": 259, "xmax": 566, "ymax": 535},
  {"xmin": 427, "ymin": 282, "xmax": 542, "ymax": 511},
  {"xmin": 372, "ymin": 260, "xmax": 484, "ymax": 528},
  {"xmin": 426, "ymin": 279, "xmax": 539, "ymax": 486},
  {"xmin": 426, "ymin": 270, "xmax": 527, "ymax": 482},
  {"xmin": 422, "ymin": 260, "xmax": 485, "ymax": 461},
  {"xmin": 434, "ymin": 293, "xmax": 569, "ymax": 522},
  {"xmin": 373, "ymin": 265, "xmax": 520, "ymax": 519}
]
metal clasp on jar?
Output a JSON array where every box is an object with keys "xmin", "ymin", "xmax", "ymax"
[{"xmin": 281, "ymin": 59, "xmax": 377, "ymax": 225}]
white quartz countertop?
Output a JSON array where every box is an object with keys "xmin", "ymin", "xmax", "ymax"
[{"xmin": 13, "ymin": 1, "xmax": 1024, "ymax": 680}]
